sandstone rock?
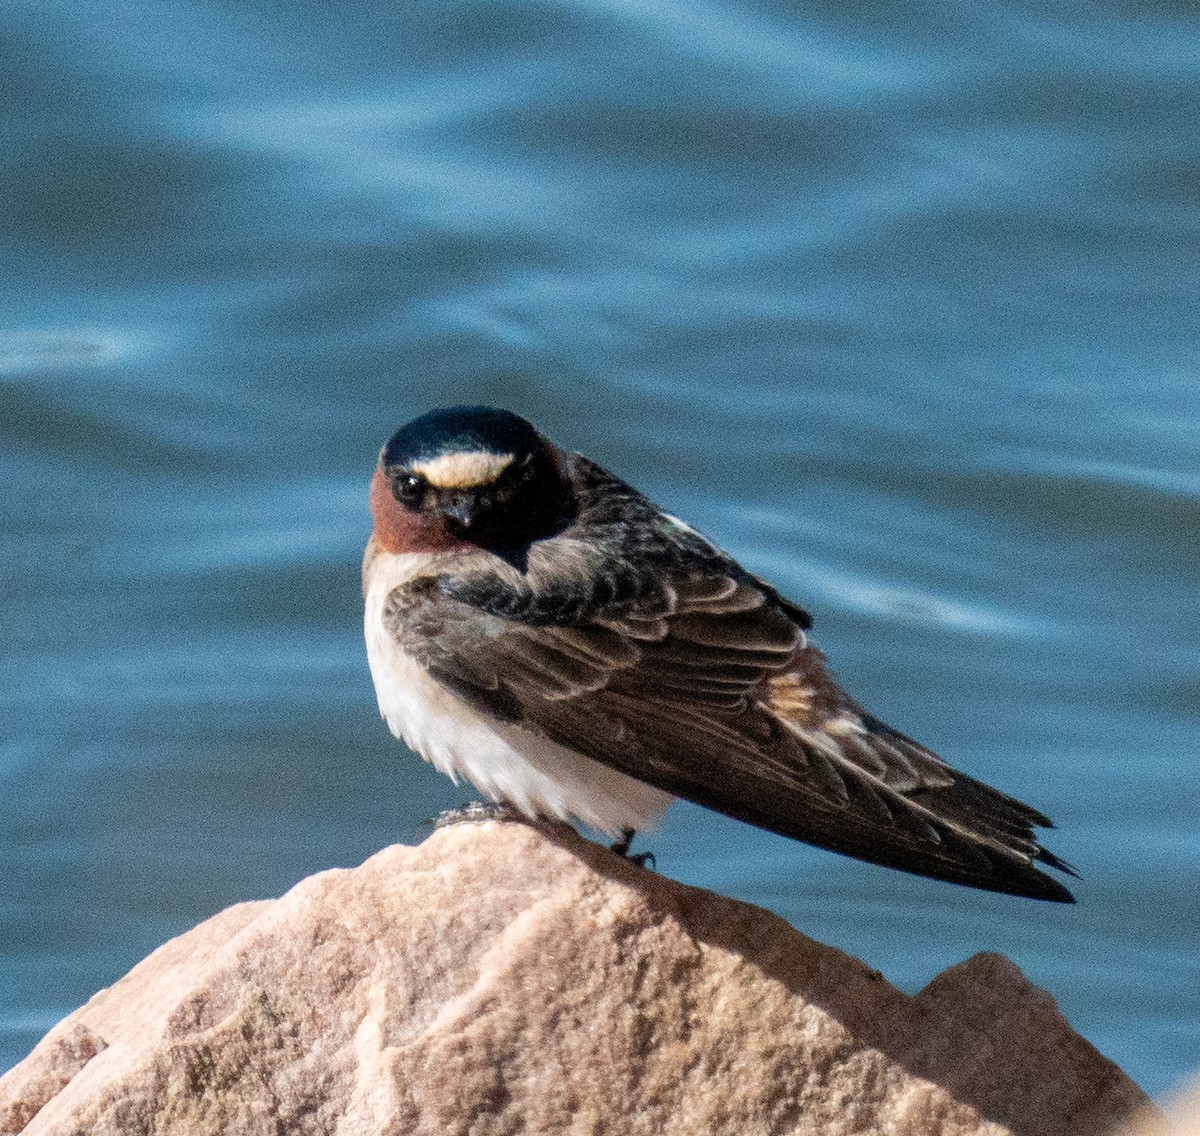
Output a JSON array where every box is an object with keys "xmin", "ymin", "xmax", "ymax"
[
  {"xmin": 0, "ymin": 819, "xmax": 1149, "ymax": 1136},
  {"xmin": 1121, "ymin": 1080, "xmax": 1200, "ymax": 1136}
]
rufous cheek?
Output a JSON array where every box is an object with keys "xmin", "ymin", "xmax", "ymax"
[{"xmin": 369, "ymin": 467, "xmax": 471, "ymax": 553}]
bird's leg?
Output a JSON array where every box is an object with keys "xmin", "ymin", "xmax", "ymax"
[
  {"xmin": 609, "ymin": 827, "xmax": 656, "ymax": 870},
  {"xmin": 610, "ymin": 827, "xmax": 635, "ymax": 856}
]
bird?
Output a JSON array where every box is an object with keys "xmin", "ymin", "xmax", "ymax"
[{"xmin": 363, "ymin": 405, "xmax": 1076, "ymax": 902}]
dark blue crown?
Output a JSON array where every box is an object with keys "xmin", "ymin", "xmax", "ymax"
[{"xmin": 382, "ymin": 406, "xmax": 540, "ymax": 467}]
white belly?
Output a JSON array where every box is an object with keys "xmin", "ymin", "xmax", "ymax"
[{"xmin": 363, "ymin": 552, "xmax": 673, "ymax": 838}]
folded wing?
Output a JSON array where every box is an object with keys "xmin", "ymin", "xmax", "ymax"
[{"xmin": 386, "ymin": 557, "xmax": 1075, "ymax": 902}]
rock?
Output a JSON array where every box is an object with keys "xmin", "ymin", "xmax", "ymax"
[
  {"xmin": 1121, "ymin": 1080, "xmax": 1200, "ymax": 1136},
  {"xmin": 0, "ymin": 820, "xmax": 1150, "ymax": 1136}
]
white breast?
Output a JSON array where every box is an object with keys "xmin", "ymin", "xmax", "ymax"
[{"xmin": 363, "ymin": 550, "xmax": 673, "ymax": 838}]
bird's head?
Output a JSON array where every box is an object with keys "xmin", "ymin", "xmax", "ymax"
[{"xmin": 370, "ymin": 406, "xmax": 575, "ymax": 566}]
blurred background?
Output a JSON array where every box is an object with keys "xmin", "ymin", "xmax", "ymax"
[{"xmin": 2, "ymin": 0, "xmax": 1198, "ymax": 1096}]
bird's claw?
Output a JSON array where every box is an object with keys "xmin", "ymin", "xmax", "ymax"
[{"xmin": 609, "ymin": 827, "xmax": 656, "ymax": 870}]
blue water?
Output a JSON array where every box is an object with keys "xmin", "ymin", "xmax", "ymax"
[{"xmin": 3, "ymin": 0, "xmax": 1198, "ymax": 1100}]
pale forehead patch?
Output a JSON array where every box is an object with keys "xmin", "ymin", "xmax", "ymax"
[{"xmin": 411, "ymin": 450, "xmax": 515, "ymax": 489}]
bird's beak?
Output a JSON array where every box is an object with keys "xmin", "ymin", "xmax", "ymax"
[{"xmin": 438, "ymin": 495, "xmax": 477, "ymax": 533}]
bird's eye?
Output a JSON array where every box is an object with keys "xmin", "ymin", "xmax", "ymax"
[
  {"xmin": 514, "ymin": 452, "xmax": 538, "ymax": 480},
  {"xmin": 394, "ymin": 473, "xmax": 425, "ymax": 506}
]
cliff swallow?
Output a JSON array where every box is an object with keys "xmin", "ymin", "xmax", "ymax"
[{"xmin": 364, "ymin": 406, "xmax": 1076, "ymax": 901}]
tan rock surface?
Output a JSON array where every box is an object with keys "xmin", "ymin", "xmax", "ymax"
[
  {"xmin": 1121, "ymin": 1080, "xmax": 1200, "ymax": 1136},
  {"xmin": 0, "ymin": 819, "xmax": 1149, "ymax": 1136}
]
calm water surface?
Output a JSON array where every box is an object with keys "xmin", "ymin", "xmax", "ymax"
[{"xmin": 2, "ymin": 0, "xmax": 1199, "ymax": 1098}]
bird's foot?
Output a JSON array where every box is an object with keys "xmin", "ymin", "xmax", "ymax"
[
  {"xmin": 432, "ymin": 801, "xmax": 524, "ymax": 829},
  {"xmin": 609, "ymin": 827, "xmax": 656, "ymax": 870}
]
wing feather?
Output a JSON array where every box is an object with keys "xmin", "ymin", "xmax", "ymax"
[{"xmin": 381, "ymin": 456, "xmax": 1074, "ymax": 902}]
